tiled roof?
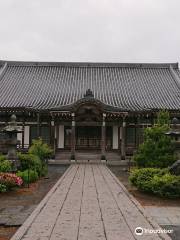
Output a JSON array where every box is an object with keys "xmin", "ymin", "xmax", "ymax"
[{"xmin": 0, "ymin": 60, "xmax": 180, "ymax": 112}]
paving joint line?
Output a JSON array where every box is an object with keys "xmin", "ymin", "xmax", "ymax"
[
  {"xmin": 97, "ymin": 164, "xmax": 136, "ymax": 240},
  {"xmin": 49, "ymin": 165, "xmax": 80, "ymax": 240},
  {"xmin": 77, "ymin": 164, "xmax": 86, "ymax": 240},
  {"xmin": 92, "ymin": 164, "xmax": 108, "ymax": 240}
]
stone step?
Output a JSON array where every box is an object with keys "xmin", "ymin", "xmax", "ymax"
[
  {"xmin": 76, "ymin": 154, "xmax": 101, "ymax": 161},
  {"xmin": 55, "ymin": 152, "xmax": 71, "ymax": 160},
  {"xmin": 48, "ymin": 159, "xmax": 70, "ymax": 165},
  {"xmin": 106, "ymin": 153, "xmax": 121, "ymax": 161}
]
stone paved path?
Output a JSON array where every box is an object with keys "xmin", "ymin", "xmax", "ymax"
[{"xmin": 11, "ymin": 164, "xmax": 171, "ymax": 240}]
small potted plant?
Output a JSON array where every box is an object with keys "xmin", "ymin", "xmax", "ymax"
[
  {"xmin": 101, "ymin": 155, "xmax": 106, "ymax": 162},
  {"xmin": 70, "ymin": 154, "xmax": 76, "ymax": 162}
]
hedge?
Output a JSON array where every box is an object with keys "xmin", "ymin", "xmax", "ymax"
[{"xmin": 129, "ymin": 168, "xmax": 180, "ymax": 198}]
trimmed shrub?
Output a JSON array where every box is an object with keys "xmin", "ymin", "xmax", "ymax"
[
  {"xmin": 129, "ymin": 168, "xmax": 166, "ymax": 188},
  {"xmin": 151, "ymin": 174, "xmax": 180, "ymax": 198},
  {"xmin": 129, "ymin": 168, "xmax": 180, "ymax": 198},
  {"xmin": 17, "ymin": 170, "xmax": 38, "ymax": 184},
  {"xmin": 0, "ymin": 155, "xmax": 12, "ymax": 172}
]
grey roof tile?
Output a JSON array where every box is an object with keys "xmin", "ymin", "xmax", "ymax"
[{"xmin": 0, "ymin": 61, "xmax": 180, "ymax": 111}]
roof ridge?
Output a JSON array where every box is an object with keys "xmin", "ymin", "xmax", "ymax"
[
  {"xmin": 169, "ymin": 65, "xmax": 180, "ymax": 90},
  {"xmin": 0, "ymin": 60, "xmax": 178, "ymax": 69},
  {"xmin": 0, "ymin": 62, "xmax": 8, "ymax": 81}
]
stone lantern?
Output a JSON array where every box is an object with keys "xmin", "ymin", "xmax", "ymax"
[
  {"xmin": 165, "ymin": 117, "xmax": 180, "ymax": 175},
  {"xmin": 2, "ymin": 114, "xmax": 22, "ymax": 170},
  {"xmin": 165, "ymin": 117, "xmax": 180, "ymax": 144}
]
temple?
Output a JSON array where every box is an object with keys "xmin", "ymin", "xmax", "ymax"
[{"xmin": 0, "ymin": 60, "xmax": 180, "ymax": 162}]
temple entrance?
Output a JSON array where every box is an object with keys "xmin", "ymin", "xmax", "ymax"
[{"xmin": 76, "ymin": 126, "xmax": 101, "ymax": 149}]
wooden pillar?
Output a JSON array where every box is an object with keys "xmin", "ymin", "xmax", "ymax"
[
  {"xmin": 37, "ymin": 113, "xmax": 40, "ymax": 138},
  {"xmin": 21, "ymin": 112, "xmax": 25, "ymax": 149},
  {"xmin": 118, "ymin": 126, "xmax": 121, "ymax": 157},
  {"xmin": 22, "ymin": 123, "xmax": 25, "ymax": 149},
  {"xmin": 56, "ymin": 125, "xmax": 59, "ymax": 149},
  {"xmin": 101, "ymin": 113, "xmax": 106, "ymax": 160},
  {"xmin": 71, "ymin": 113, "xmax": 76, "ymax": 159},
  {"xmin": 50, "ymin": 117, "xmax": 55, "ymax": 155},
  {"xmin": 121, "ymin": 120, "xmax": 126, "ymax": 160}
]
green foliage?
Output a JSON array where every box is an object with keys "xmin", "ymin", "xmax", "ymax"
[
  {"xmin": 0, "ymin": 155, "xmax": 7, "ymax": 161},
  {"xmin": 151, "ymin": 174, "xmax": 180, "ymax": 198},
  {"xmin": 0, "ymin": 183, "xmax": 7, "ymax": 192},
  {"xmin": 129, "ymin": 168, "xmax": 167, "ymax": 188},
  {"xmin": 155, "ymin": 109, "xmax": 170, "ymax": 126},
  {"xmin": 18, "ymin": 153, "xmax": 42, "ymax": 176},
  {"xmin": 129, "ymin": 168, "xmax": 180, "ymax": 198},
  {"xmin": 16, "ymin": 139, "xmax": 51, "ymax": 185},
  {"xmin": 28, "ymin": 138, "xmax": 53, "ymax": 161},
  {"xmin": 41, "ymin": 165, "xmax": 48, "ymax": 177},
  {"xmin": 17, "ymin": 170, "xmax": 38, "ymax": 184},
  {"xmin": 0, "ymin": 155, "xmax": 12, "ymax": 172},
  {"xmin": 134, "ymin": 110, "xmax": 176, "ymax": 168}
]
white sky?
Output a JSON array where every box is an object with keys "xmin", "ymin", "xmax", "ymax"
[{"xmin": 0, "ymin": 0, "xmax": 180, "ymax": 63}]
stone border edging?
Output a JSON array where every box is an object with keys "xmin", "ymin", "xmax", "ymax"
[{"xmin": 11, "ymin": 165, "xmax": 73, "ymax": 240}]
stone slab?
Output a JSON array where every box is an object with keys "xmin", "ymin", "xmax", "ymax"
[{"xmin": 11, "ymin": 164, "xmax": 171, "ymax": 240}]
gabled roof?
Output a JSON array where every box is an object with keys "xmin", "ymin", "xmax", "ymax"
[{"xmin": 0, "ymin": 60, "xmax": 180, "ymax": 112}]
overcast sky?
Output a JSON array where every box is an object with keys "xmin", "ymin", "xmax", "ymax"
[{"xmin": 0, "ymin": 0, "xmax": 180, "ymax": 63}]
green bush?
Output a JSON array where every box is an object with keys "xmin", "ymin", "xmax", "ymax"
[
  {"xmin": 29, "ymin": 138, "xmax": 53, "ymax": 161},
  {"xmin": 0, "ymin": 155, "xmax": 7, "ymax": 161},
  {"xmin": 18, "ymin": 153, "xmax": 42, "ymax": 176},
  {"xmin": 17, "ymin": 170, "xmax": 39, "ymax": 184},
  {"xmin": 133, "ymin": 110, "xmax": 176, "ymax": 168},
  {"xmin": 0, "ymin": 155, "xmax": 12, "ymax": 172},
  {"xmin": 41, "ymin": 165, "xmax": 48, "ymax": 177},
  {"xmin": 151, "ymin": 174, "xmax": 180, "ymax": 198},
  {"xmin": 129, "ymin": 168, "xmax": 180, "ymax": 198},
  {"xmin": 0, "ymin": 183, "xmax": 7, "ymax": 192},
  {"xmin": 17, "ymin": 139, "xmax": 51, "ymax": 179},
  {"xmin": 129, "ymin": 168, "xmax": 166, "ymax": 189}
]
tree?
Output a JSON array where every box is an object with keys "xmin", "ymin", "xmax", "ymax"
[{"xmin": 134, "ymin": 110, "xmax": 176, "ymax": 168}]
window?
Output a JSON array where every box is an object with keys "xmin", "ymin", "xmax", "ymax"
[
  {"xmin": 30, "ymin": 126, "xmax": 50, "ymax": 144},
  {"xmin": 126, "ymin": 127, "xmax": 136, "ymax": 145}
]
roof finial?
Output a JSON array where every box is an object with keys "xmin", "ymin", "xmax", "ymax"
[{"xmin": 84, "ymin": 89, "xmax": 94, "ymax": 98}]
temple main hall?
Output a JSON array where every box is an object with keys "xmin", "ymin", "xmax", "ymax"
[{"xmin": 0, "ymin": 60, "xmax": 180, "ymax": 162}]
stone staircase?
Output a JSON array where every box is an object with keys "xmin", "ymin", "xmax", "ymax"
[
  {"xmin": 49, "ymin": 150, "xmax": 131, "ymax": 165},
  {"xmin": 55, "ymin": 150, "xmax": 71, "ymax": 161},
  {"xmin": 48, "ymin": 150, "xmax": 71, "ymax": 164},
  {"xmin": 106, "ymin": 151, "xmax": 121, "ymax": 161},
  {"xmin": 106, "ymin": 151, "xmax": 128, "ymax": 165},
  {"xmin": 76, "ymin": 151, "xmax": 101, "ymax": 163}
]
